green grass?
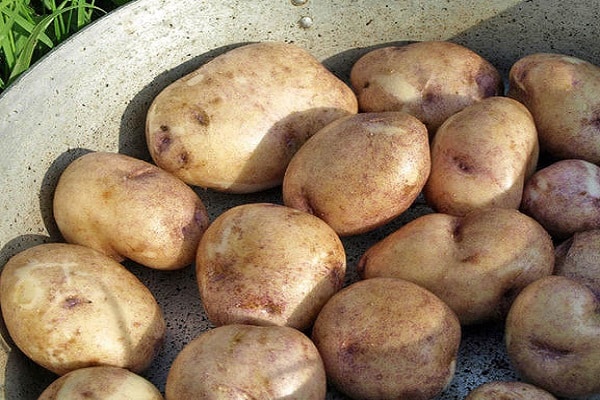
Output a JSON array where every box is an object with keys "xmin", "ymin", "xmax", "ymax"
[{"xmin": 0, "ymin": 0, "xmax": 131, "ymax": 92}]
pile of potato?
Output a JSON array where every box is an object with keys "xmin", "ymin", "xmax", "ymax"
[{"xmin": 1, "ymin": 40, "xmax": 600, "ymax": 399}]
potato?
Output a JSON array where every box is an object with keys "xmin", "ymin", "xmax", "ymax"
[
  {"xmin": 311, "ymin": 277, "xmax": 461, "ymax": 400},
  {"xmin": 165, "ymin": 324, "xmax": 326, "ymax": 399},
  {"xmin": 146, "ymin": 41, "xmax": 358, "ymax": 193},
  {"xmin": 282, "ymin": 111, "xmax": 430, "ymax": 236},
  {"xmin": 465, "ymin": 381, "xmax": 557, "ymax": 399},
  {"xmin": 350, "ymin": 40, "xmax": 503, "ymax": 135},
  {"xmin": 0, "ymin": 243, "xmax": 165, "ymax": 375},
  {"xmin": 424, "ymin": 96, "xmax": 539, "ymax": 216},
  {"xmin": 520, "ymin": 159, "xmax": 600, "ymax": 239},
  {"xmin": 358, "ymin": 208, "xmax": 554, "ymax": 325},
  {"xmin": 38, "ymin": 366, "xmax": 163, "ymax": 400},
  {"xmin": 505, "ymin": 275, "xmax": 600, "ymax": 398},
  {"xmin": 555, "ymin": 229, "xmax": 600, "ymax": 289},
  {"xmin": 508, "ymin": 53, "xmax": 600, "ymax": 163},
  {"xmin": 195, "ymin": 203, "xmax": 346, "ymax": 331},
  {"xmin": 53, "ymin": 151, "xmax": 209, "ymax": 270}
]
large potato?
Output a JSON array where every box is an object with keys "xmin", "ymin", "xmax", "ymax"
[
  {"xmin": 508, "ymin": 53, "xmax": 600, "ymax": 163},
  {"xmin": 282, "ymin": 111, "xmax": 430, "ymax": 236},
  {"xmin": 358, "ymin": 208, "xmax": 554, "ymax": 325},
  {"xmin": 465, "ymin": 381, "xmax": 557, "ymax": 400},
  {"xmin": 195, "ymin": 203, "xmax": 346, "ymax": 331},
  {"xmin": 165, "ymin": 324, "xmax": 326, "ymax": 399},
  {"xmin": 350, "ymin": 40, "xmax": 503, "ymax": 135},
  {"xmin": 424, "ymin": 96, "xmax": 539, "ymax": 216},
  {"xmin": 146, "ymin": 41, "xmax": 358, "ymax": 193},
  {"xmin": 0, "ymin": 243, "xmax": 165, "ymax": 376},
  {"xmin": 38, "ymin": 366, "xmax": 163, "ymax": 400},
  {"xmin": 505, "ymin": 275, "xmax": 600, "ymax": 398},
  {"xmin": 312, "ymin": 277, "xmax": 460, "ymax": 400},
  {"xmin": 53, "ymin": 151, "xmax": 209, "ymax": 270},
  {"xmin": 520, "ymin": 159, "xmax": 600, "ymax": 239}
]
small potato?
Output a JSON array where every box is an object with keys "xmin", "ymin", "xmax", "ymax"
[
  {"xmin": 53, "ymin": 151, "xmax": 209, "ymax": 270},
  {"xmin": 508, "ymin": 53, "xmax": 600, "ymax": 163},
  {"xmin": 283, "ymin": 111, "xmax": 430, "ymax": 236},
  {"xmin": 195, "ymin": 203, "xmax": 346, "ymax": 331},
  {"xmin": 350, "ymin": 40, "xmax": 503, "ymax": 134},
  {"xmin": 505, "ymin": 275, "xmax": 600, "ymax": 398},
  {"xmin": 521, "ymin": 159, "xmax": 600, "ymax": 239},
  {"xmin": 0, "ymin": 243, "xmax": 165, "ymax": 375},
  {"xmin": 38, "ymin": 366, "xmax": 163, "ymax": 400},
  {"xmin": 312, "ymin": 277, "xmax": 461, "ymax": 400},
  {"xmin": 358, "ymin": 208, "xmax": 554, "ymax": 325},
  {"xmin": 165, "ymin": 324, "xmax": 326, "ymax": 400},
  {"xmin": 465, "ymin": 381, "xmax": 557, "ymax": 399},
  {"xmin": 146, "ymin": 41, "xmax": 358, "ymax": 193},
  {"xmin": 424, "ymin": 96, "xmax": 539, "ymax": 216},
  {"xmin": 555, "ymin": 229, "xmax": 600, "ymax": 289}
]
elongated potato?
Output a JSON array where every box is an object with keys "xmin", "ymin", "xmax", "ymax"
[
  {"xmin": 53, "ymin": 151, "xmax": 209, "ymax": 270},
  {"xmin": 146, "ymin": 41, "xmax": 358, "ymax": 193},
  {"xmin": 0, "ymin": 243, "xmax": 165, "ymax": 376},
  {"xmin": 424, "ymin": 96, "xmax": 539, "ymax": 216}
]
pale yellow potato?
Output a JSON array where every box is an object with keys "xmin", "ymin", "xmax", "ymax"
[
  {"xmin": 521, "ymin": 159, "xmax": 600, "ymax": 239},
  {"xmin": 38, "ymin": 366, "xmax": 164, "ymax": 400},
  {"xmin": 350, "ymin": 40, "xmax": 503, "ymax": 135},
  {"xmin": 424, "ymin": 96, "xmax": 539, "ymax": 216},
  {"xmin": 312, "ymin": 277, "xmax": 461, "ymax": 400},
  {"xmin": 0, "ymin": 243, "xmax": 165, "ymax": 376},
  {"xmin": 53, "ymin": 151, "xmax": 209, "ymax": 270},
  {"xmin": 195, "ymin": 203, "xmax": 346, "ymax": 331},
  {"xmin": 146, "ymin": 41, "xmax": 358, "ymax": 193},
  {"xmin": 282, "ymin": 111, "xmax": 430, "ymax": 236},
  {"xmin": 465, "ymin": 381, "xmax": 557, "ymax": 399},
  {"xmin": 508, "ymin": 53, "xmax": 600, "ymax": 163},
  {"xmin": 165, "ymin": 324, "xmax": 326, "ymax": 400},
  {"xmin": 358, "ymin": 208, "xmax": 554, "ymax": 325},
  {"xmin": 505, "ymin": 275, "xmax": 600, "ymax": 398}
]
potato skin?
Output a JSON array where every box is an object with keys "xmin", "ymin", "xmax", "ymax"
[
  {"xmin": 358, "ymin": 208, "xmax": 554, "ymax": 325},
  {"xmin": 38, "ymin": 366, "xmax": 164, "ymax": 400},
  {"xmin": 465, "ymin": 381, "xmax": 557, "ymax": 399},
  {"xmin": 350, "ymin": 41, "xmax": 502, "ymax": 134},
  {"xmin": 146, "ymin": 41, "xmax": 358, "ymax": 193},
  {"xmin": 520, "ymin": 159, "xmax": 600, "ymax": 239},
  {"xmin": 508, "ymin": 53, "xmax": 600, "ymax": 163},
  {"xmin": 165, "ymin": 324, "xmax": 326, "ymax": 400},
  {"xmin": 195, "ymin": 203, "xmax": 346, "ymax": 331},
  {"xmin": 53, "ymin": 151, "xmax": 209, "ymax": 270},
  {"xmin": 0, "ymin": 243, "xmax": 165, "ymax": 375},
  {"xmin": 312, "ymin": 277, "xmax": 460, "ymax": 400},
  {"xmin": 283, "ymin": 111, "xmax": 430, "ymax": 236},
  {"xmin": 424, "ymin": 96, "xmax": 539, "ymax": 216}
]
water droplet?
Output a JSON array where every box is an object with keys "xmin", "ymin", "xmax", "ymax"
[{"xmin": 299, "ymin": 16, "xmax": 313, "ymax": 29}]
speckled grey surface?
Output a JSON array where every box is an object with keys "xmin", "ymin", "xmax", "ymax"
[{"xmin": 1, "ymin": 0, "xmax": 600, "ymax": 398}]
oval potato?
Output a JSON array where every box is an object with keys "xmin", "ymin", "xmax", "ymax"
[
  {"xmin": 53, "ymin": 151, "xmax": 209, "ymax": 270},
  {"xmin": 0, "ymin": 243, "xmax": 165, "ymax": 375},
  {"xmin": 146, "ymin": 41, "xmax": 358, "ymax": 193},
  {"xmin": 283, "ymin": 111, "xmax": 430, "ymax": 236},
  {"xmin": 465, "ymin": 381, "xmax": 557, "ymax": 399},
  {"xmin": 424, "ymin": 96, "xmax": 539, "ymax": 216}
]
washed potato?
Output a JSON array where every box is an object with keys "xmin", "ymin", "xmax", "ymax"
[
  {"xmin": 424, "ymin": 96, "xmax": 539, "ymax": 216},
  {"xmin": 508, "ymin": 53, "xmax": 600, "ymax": 163},
  {"xmin": 195, "ymin": 203, "xmax": 346, "ymax": 331},
  {"xmin": 165, "ymin": 324, "xmax": 326, "ymax": 399},
  {"xmin": 146, "ymin": 41, "xmax": 358, "ymax": 193},
  {"xmin": 53, "ymin": 151, "xmax": 209, "ymax": 270},
  {"xmin": 38, "ymin": 366, "xmax": 163, "ymax": 400},
  {"xmin": 358, "ymin": 208, "xmax": 554, "ymax": 325},
  {"xmin": 521, "ymin": 159, "xmax": 600, "ymax": 239},
  {"xmin": 0, "ymin": 243, "xmax": 165, "ymax": 375},
  {"xmin": 350, "ymin": 40, "xmax": 503, "ymax": 134},
  {"xmin": 555, "ymin": 229, "xmax": 600, "ymax": 288},
  {"xmin": 312, "ymin": 277, "xmax": 461, "ymax": 400},
  {"xmin": 505, "ymin": 275, "xmax": 600, "ymax": 398},
  {"xmin": 283, "ymin": 111, "xmax": 430, "ymax": 236},
  {"xmin": 465, "ymin": 381, "xmax": 557, "ymax": 399}
]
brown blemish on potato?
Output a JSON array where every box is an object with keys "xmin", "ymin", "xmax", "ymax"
[
  {"xmin": 191, "ymin": 108, "xmax": 210, "ymax": 126},
  {"xmin": 126, "ymin": 166, "xmax": 158, "ymax": 180},
  {"xmin": 63, "ymin": 295, "xmax": 92, "ymax": 309},
  {"xmin": 155, "ymin": 129, "xmax": 172, "ymax": 153},
  {"xmin": 452, "ymin": 154, "xmax": 476, "ymax": 174},
  {"xmin": 475, "ymin": 72, "xmax": 501, "ymax": 97},
  {"xmin": 530, "ymin": 338, "xmax": 573, "ymax": 360}
]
